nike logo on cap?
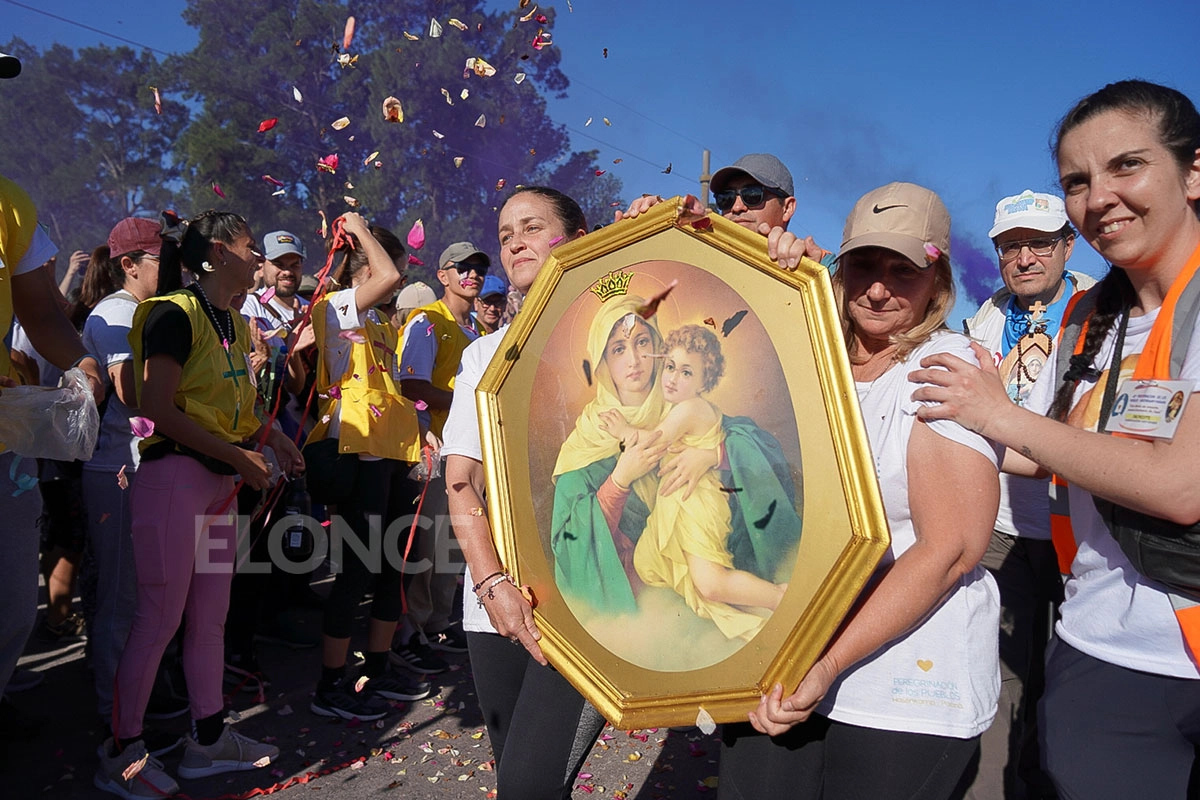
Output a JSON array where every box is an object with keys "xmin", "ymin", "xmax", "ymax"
[{"xmin": 873, "ymin": 204, "xmax": 906, "ymax": 213}]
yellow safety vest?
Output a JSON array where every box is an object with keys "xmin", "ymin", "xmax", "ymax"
[
  {"xmin": 308, "ymin": 295, "xmax": 421, "ymax": 462},
  {"xmin": 129, "ymin": 290, "xmax": 261, "ymax": 456},
  {"xmin": 0, "ymin": 176, "xmax": 40, "ymax": 381},
  {"xmin": 404, "ymin": 298, "xmax": 477, "ymax": 437}
]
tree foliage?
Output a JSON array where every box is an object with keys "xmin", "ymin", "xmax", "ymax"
[
  {"xmin": 173, "ymin": 0, "xmax": 620, "ymax": 276},
  {"xmin": 2, "ymin": 2, "xmax": 621, "ymax": 281},
  {"xmin": 0, "ymin": 38, "xmax": 188, "ymax": 258}
]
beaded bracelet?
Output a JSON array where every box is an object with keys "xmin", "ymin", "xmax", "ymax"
[
  {"xmin": 471, "ymin": 570, "xmax": 505, "ymax": 594},
  {"xmin": 476, "ymin": 573, "xmax": 516, "ymax": 607}
]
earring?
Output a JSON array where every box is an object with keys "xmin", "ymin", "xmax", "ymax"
[{"xmin": 201, "ymin": 260, "xmax": 215, "ymax": 272}]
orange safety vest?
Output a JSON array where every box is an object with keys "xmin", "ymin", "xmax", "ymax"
[{"xmin": 1054, "ymin": 241, "xmax": 1200, "ymax": 660}]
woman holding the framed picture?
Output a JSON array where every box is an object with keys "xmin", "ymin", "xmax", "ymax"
[{"xmin": 723, "ymin": 183, "xmax": 1003, "ymax": 799}]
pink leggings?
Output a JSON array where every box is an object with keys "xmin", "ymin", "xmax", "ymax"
[{"xmin": 114, "ymin": 454, "xmax": 238, "ymax": 740}]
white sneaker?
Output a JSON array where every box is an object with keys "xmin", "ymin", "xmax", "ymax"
[
  {"xmin": 178, "ymin": 725, "xmax": 279, "ymax": 779},
  {"xmin": 94, "ymin": 738, "xmax": 179, "ymax": 799}
]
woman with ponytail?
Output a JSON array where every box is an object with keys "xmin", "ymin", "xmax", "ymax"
[
  {"xmin": 97, "ymin": 210, "xmax": 302, "ymax": 798},
  {"xmin": 913, "ymin": 80, "xmax": 1200, "ymax": 798},
  {"xmin": 305, "ymin": 212, "xmax": 430, "ymax": 721}
]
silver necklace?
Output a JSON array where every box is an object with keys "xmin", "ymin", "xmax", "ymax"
[{"xmin": 194, "ymin": 282, "xmax": 232, "ymax": 351}]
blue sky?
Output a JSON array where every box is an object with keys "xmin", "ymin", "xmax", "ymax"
[{"xmin": 6, "ymin": 0, "xmax": 1199, "ymax": 325}]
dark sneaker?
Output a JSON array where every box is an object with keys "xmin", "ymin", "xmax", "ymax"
[
  {"xmin": 5, "ymin": 668, "xmax": 44, "ymax": 693},
  {"xmin": 94, "ymin": 738, "xmax": 178, "ymax": 799},
  {"xmin": 177, "ymin": 725, "xmax": 278, "ymax": 779},
  {"xmin": 224, "ymin": 653, "xmax": 271, "ymax": 696},
  {"xmin": 144, "ymin": 692, "xmax": 189, "ymax": 721},
  {"xmin": 389, "ymin": 638, "xmax": 448, "ymax": 674},
  {"xmin": 427, "ymin": 622, "xmax": 469, "ymax": 654},
  {"xmin": 363, "ymin": 670, "xmax": 432, "ymax": 702},
  {"xmin": 38, "ymin": 612, "xmax": 87, "ymax": 644},
  {"xmin": 310, "ymin": 679, "xmax": 390, "ymax": 721}
]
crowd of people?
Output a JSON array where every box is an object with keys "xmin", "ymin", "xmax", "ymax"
[{"xmin": 0, "ymin": 67, "xmax": 1198, "ymax": 800}]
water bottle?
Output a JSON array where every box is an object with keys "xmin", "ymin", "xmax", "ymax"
[{"xmin": 281, "ymin": 476, "xmax": 314, "ymax": 561}]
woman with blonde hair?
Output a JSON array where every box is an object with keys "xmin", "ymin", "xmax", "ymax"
[{"xmin": 724, "ymin": 183, "xmax": 1002, "ymax": 799}]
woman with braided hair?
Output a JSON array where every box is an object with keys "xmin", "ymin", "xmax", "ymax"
[{"xmin": 913, "ymin": 80, "xmax": 1200, "ymax": 798}]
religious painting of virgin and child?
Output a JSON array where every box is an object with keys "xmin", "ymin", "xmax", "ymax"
[{"xmin": 474, "ymin": 203, "xmax": 888, "ymax": 726}]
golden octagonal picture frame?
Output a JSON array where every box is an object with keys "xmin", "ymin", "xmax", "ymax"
[{"xmin": 475, "ymin": 198, "xmax": 889, "ymax": 729}]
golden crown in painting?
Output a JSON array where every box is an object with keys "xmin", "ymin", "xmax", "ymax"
[{"xmin": 589, "ymin": 270, "xmax": 633, "ymax": 302}]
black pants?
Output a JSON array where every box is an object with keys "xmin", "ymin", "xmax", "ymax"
[
  {"xmin": 467, "ymin": 631, "xmax": 605, "ymax": 799},
  {"xmin": 720, "ymin": 715, "xmax": 979, "ymax": 800},
  {"xmin": 321, "ymin": 460, "xmax": 415, "ymax": 638}
]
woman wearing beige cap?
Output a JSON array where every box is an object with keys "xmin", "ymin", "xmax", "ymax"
[{"xmin": 721, "ymin": 183, "xmax": 1002, "ymax": 799}]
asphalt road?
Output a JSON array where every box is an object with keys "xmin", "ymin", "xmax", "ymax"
[{"xmin": 3, "ymin": 584, "xmax": 722, "ymax": 799}]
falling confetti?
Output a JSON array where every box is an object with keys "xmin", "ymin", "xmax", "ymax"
[
  {"xmin": 532, "ymin": 28, "xmax": 552, "ymax": 49},
  {"xmin": 403, "ymin": 31, "xmax": 420, "ymax": 41},
  {"xmin": 407, "ymin": 219, "xmax": 425, "ymax": 250},
  {"xmin": 429, "ymin": 18, "xmax": 443, "ymax": 38},
  {"xmin": 317, "ymin": 154, "xmax": 339, "ymax": 173},
  {"xmin": 272, "ymin": 189, "xmax": 286, "ymax": 197},
  {"xmin": 603, "ymin": 117, "xmax": 612, "ymax": 126},
  {"xmin": 343, "ymin": 195, "xmax": 359, "ymax": 207},
  {"xmin": 662, "ymin": 162, "xmax": 673, "ymax": 174},
  {"xmin": 262, "ymin": 175, "xmax": 284, "ymax": 187},
  {"xmin": 336, "ymin": 53, "xmax": 359, "ymax": 69},
  {"xmin": 211, "ymin": 181, "xmax": 226, "ymax": 198},
  {"xmin": 696, "ymin": 707, "xmax": 717, "ymax": 735},
  {"xmin": 722, "ymin": 310, "xmax": 749, "ymax": 337},
  {"xmin": 448, "ymin": 18, "xmax": 468, "ymax": 31},
  {"xmin": 364, "ymin": 150, "xmax": 380, "ymax": 165},
  {"xmin": 703, "ymin": 317, "xmax": 716, "ymax": 328},
  {"xmin": 318, "ymin": 210, "xmax": 328, "ymax": 239},
  {"xmin": 519, "ymin": 5, "xmax": 539, "ymax": 22},
  {"xmin": 129, "ymin": 416, "xmax": 154, "ymax": 438},
  {"xmin": 636, "ymin": 280, "xmax": 677, "ymax": 319},
  {"xmin": 292, "ymin": 86, "xmax": 302, "ymax": 103},
  {"xmin": 453, "ymin": 156, "xmax": 464, "ymax": 168},
  {"xmin": 408, "ymin": 254, "xmax": 425, "ymax": 266},
  {"xmin": 594, "ymin": 169, "xmax": 606, "ymax": 176},
  {"xmin": 514, "ymin": 72, "xmax": 526, "ymax": 84},
  {"xmin": 613, "ymin": 158, "xmax": 623, "ymax": 164},
  {"xmin": 382, "ymin": 95, "xmax": 403, "ymax": 122},
  {"xmin": 475, "ymin": 114, "xmax": 486, "ymax": 128},
  {"xmin": 432, "ymin": 130, "xmax": 445, "ymax": 139},
  {"xmin": 466, "ymin": 57, "xmax": 497, "ymax": 77},
  {"xmin": 258, "ymin": 118, "xmax": 278, "ymax": 133},
  {"xmin": 342, "ymin": 15, "xmax": 356, "ymax": 50},
  {"xmin": 441, "ymin": 88, "xmax": 453, "ymax": 105},
  {"xmin": 331, "ymin": 116, "xmax": 350, "ymax": 130},
  {"xmin": 461, "ymin": 88, "xmax": 470, "ymax": 100},
  {"xmin": 494, "ymin": 178, "xmax": 506, "ymax": 191},
  {"xmin": 603, "ymin": 47, "xmax": 608, "ymax": 58},
  {"xmin": 585, "ymin": 117, "xmax": 593, "ymax": 126},
  {"xmin": 150, "ymin": 86, "xmax": 162, "ymax": 115}
]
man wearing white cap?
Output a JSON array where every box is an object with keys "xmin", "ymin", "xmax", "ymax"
[{"xmin": 960, "ymin": 190, "xmax": 1095, "ymax": 800}]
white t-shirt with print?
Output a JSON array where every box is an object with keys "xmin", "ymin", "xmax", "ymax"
[
  {"xmin": 1025, "ymin": 306, "xmax": 1200, "ymax": 679},
  {"xmin": 441, "ymin": 326, "xmax": 507, "ymax": 634},
  {"xmin": 321, "ymin": 286, "xmax": 386, "ymax": 460},
  {"xmin": 816, "ymin": 331, "xmax": 1003, "ymax": 739}
]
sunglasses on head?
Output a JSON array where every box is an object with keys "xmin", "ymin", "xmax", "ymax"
[{"xmin": 712, "ymin": 184, "xmax": 786, "ymax": 213}]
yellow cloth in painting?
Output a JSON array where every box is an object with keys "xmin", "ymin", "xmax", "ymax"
[
  {"xmin": 552, "ymin": 295, "xmax": 664, "ymax": 509},
  {"xmin": 0, "ymin": 176, "xmax": 40, "ymax": 381},
  {"xmin": 309, "ymin": 296, "xmax": 421, "ymax": 461},
  {"xmin": 633, "ymin": 410, "xmax": 767, "ymax": 641},
  {"xmin": 130, "ymin": 291, "xmax": 261, "ymax": 455}
]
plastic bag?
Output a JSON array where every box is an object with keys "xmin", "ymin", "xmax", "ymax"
[{"xmin": 0, "ymin": 367, "xmax": 99, "ymax": 461}]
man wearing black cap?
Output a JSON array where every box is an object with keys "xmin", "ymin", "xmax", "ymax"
[{"xmin": 390, "ymin": 241, "xmax": 489, "ymax": 674}]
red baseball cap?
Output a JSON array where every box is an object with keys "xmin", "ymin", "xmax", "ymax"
[{"xmin": 107, "ymin": 217, "xmax": 162, "ymax": 259}]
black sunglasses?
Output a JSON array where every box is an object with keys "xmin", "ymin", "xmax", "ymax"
[
  {"xmin": 445, "ymin": 260, "xmax": 489, "ymax": 276},
  {"xmin": 712, "ymin": 184, "xmax": 786, "ymax": 213}
]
